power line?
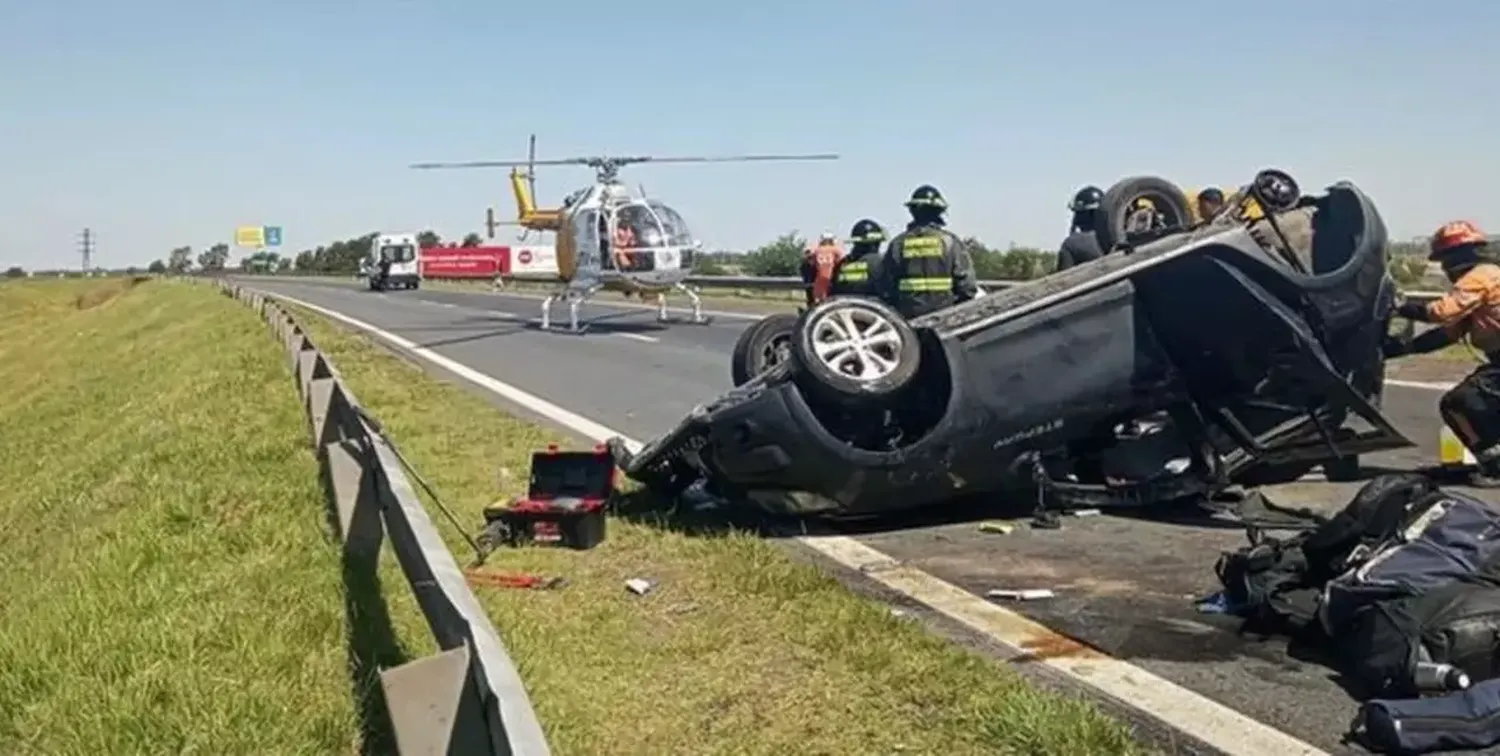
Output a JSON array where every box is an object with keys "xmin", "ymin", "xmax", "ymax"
[{"xmin": 78, "ymin": 228, "xmax": 94, "ymax": 273}]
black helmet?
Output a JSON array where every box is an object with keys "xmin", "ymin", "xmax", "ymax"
[
  {"xmin": 1198, "ymin": 186, "xmax": 1225, "ymax": 204},
  {"xmin": 905, "ymin": 184, "xmax": 948, "ymax": 211},
  {"xmin": 848, "ymin": 218, "xmax": 886, "ymax": 245},
  {"xmin": 1069, "ymin": 185, "xmax": 1103, "ymax": 212}
]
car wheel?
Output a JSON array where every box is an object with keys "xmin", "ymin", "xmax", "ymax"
[
  {"xmin": 1096, "ymin": 176, "xmax": 1195, "ymax": 251},
  {"xmin": 792, "ymin": 296, "xmax": 920, "ymax": 404},
  {"xmin": 731, "ymin": 312, "xmax": 800, "ymax": 386}
]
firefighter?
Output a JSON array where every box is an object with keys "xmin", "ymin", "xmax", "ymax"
[
  {"xmin": 880, "ymin": 185, "xmax": 977, "ymax": 318},
  {"xmin": 1196, "ymin": 186, "xmax": 1227, "ymax": 221},
  {"xmin": 1055, "ymin": 185, "xmax": 1106, "ymax": 272},
  {"xmin": 1384, "ymin": 220, "xmax": 1500, "ymax": 486},
  {"xmin": 828, "ymin": 219, "xmax": 887, "ymax": 299},
  {"xmin": 799, "ymin": 232, "xmax": 843, "ymax": 307}
]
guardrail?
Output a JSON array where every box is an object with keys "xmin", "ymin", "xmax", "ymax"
[{"xmin": 215, "ymin": 280, "xmax": 550, "ymax": 756}]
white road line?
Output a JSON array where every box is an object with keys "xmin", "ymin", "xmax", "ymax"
[
  {"xmin": 614, "ymin": 333, "xmax": 659, "ymax": 343},
  {"xmin": 1386, "ymin": 378, "xmax": 1455, "ymax": 391},
  {"xmin": 263, "ymin": 287, "xmax": 1328, "ymax": 756}
]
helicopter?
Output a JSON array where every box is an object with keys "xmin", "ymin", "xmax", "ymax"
[{"xmin": 409, "ymin": 135, "xmax": 840, "ymax": 333}]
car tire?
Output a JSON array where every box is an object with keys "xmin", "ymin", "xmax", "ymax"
[
  {"xmin": 1096, "ymin": 176, "xmax": 1195, "ymax": 251},
  {"xmin": 791, "ymin": 296, "xmax": 921, "ymax": 404},
  {"xmin": 731, "ymin": 312, "xmax": 800, "ymax": 386}
]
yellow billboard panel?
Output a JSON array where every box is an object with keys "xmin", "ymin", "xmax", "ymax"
[{"xmin": 235, "ymin": 226, "xmax": 265, "ymax": 247}]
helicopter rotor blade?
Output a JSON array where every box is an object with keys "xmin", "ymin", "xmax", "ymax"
[
  {"xmin": 411, "ymin": 152, "xmax": 839, "ymax": 171},
  {"xmin": 409, "ymin": 157, "xmax": 593, "ymax": 170},
  {"xmin": 527, "ymin": 133, "xmax": 538, "ymax": 199},
  {"xmin": 624, "ymin": 153, "xmax": 840, "ymax": 165}
]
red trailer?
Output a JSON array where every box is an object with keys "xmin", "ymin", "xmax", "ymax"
[{"xmin": 419, "ymin": 246, "xmax": 511, "ymax": 279}]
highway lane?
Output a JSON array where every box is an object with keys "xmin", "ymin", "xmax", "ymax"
[{"xmin": 242, "ymin": 277, "xmax": 1488, "ymax": 754}]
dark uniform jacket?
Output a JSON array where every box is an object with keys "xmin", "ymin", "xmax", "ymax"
[
  {"xmin": 1054, "ymin": 229, "xmax": 1105, "ymax": 272},
  {"xmin": 879, "ymin": 223, "xmax": 978, "ymax": 318},
  {"xmin": 829, "ymin": 248, "xmax": 884, "ymax": 299}
]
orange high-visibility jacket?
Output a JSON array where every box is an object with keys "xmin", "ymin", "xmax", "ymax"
[{"xmin": 807, "ymin": 242, "xmax": 844, "ymax": 302}]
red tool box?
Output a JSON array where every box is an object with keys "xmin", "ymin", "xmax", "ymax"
[{"xmin": 480, "ymin": 444, "xmax": 616, "ymax": 550}]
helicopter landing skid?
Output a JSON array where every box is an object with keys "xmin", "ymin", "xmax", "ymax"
[
  {"xmin": 655, "ymin": 283, "xmax": 714, "ymax": 326},
  {"xmin": 537, "ymin": 288, "xmax": 598, "ymax": 335}
]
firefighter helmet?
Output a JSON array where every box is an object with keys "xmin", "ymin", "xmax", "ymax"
[
  {"xmin": 848, "ymin": 218, "xmax": 887, "ymax": 245},
  {"xmin": 1429, "ymin": 220, "xmax": 1488, "ymax": 260}
]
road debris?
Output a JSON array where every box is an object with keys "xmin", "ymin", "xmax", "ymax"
[
  {"xmin": 625, "ymin": 577, "xmax": 656, "ymax": 596},
  {"xmin": 978, "ymin": 520, "xmax": 1016, "ymax": 535},
  {"xmin": 1193, "ymin": 591, "xmax": 1233, "ymax": 614},
  {"xmin": 464, "ymin": 567, "xmax": 567, "ymax": 591},
  {"xmin": 986, "ymin": 588, "xmax": 1055, "ymax": 601}
]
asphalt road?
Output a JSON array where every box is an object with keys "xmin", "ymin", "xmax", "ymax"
[{"xmin": 237, "ymin": 277, "xmax": 1493, "ymax": 755}]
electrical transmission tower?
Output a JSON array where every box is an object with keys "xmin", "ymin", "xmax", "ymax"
[{"xmin": 78, "ymin": 228, "xmax": 94, "ymax": 273}]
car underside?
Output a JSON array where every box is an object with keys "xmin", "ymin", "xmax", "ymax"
[{"xmin": 611, "ymin": 171, "xmax": 1416, "ymax": 518}]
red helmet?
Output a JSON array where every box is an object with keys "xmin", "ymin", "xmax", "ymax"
[{"xmin": 1429, "ymin": 220, "xmax": 1488, "ymax": 260}]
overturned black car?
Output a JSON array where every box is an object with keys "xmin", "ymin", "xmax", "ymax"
[{"xmin": 610, "ymin": 171, "xmax": 1417, "ymax": 517}]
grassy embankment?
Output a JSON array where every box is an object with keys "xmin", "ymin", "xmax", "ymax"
[
  {"xmin": 279, "ymin": 295, "xmax": 1150, "ymax": 754},
  {"xmin": 0, "ymin": 278, "xmax": 373, "ymax": 753}
]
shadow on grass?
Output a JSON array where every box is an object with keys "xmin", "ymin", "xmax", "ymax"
[{"xmin": 319, "ymin": 438, "xmax": 410, "ymax": 756}]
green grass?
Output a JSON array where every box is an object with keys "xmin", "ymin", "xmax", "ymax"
[
  {"xmin": 280, "ymin": 297, "xmax": 1149, "ymax": 755},
  {"xmin": 0, "ymin": 278, "xmax": 371, "ymax": 753}
]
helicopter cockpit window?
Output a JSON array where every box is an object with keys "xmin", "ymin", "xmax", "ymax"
[
  {"xmin": 614, "ymin": 203, "xmax": 665, "ymax": 249},
  {"xmin": 647, "ymin": 201, "xmax": 695, "ymax": 247}
]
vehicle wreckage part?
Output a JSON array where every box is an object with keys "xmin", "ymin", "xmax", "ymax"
[
  {"xmin": 793, "ymin": 296, "xmax": 920, "ymax": 403},
  {"xmin": 1249, "ymin": 168, "xmax": 1301, "ymax": 212},
  {"xmin": 1094, "ymin": 176, "xmax": 1194, "ymax": 251},
  {"xmin": 731, "ymin": 312, "xmax": 799, "ymax": 386}
]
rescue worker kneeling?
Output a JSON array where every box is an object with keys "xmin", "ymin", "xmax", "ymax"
[
  {"xmin": 882, "ymin": 184, "xmax": 978, "ymax": 318},
  {"xmin": 828, "ymin": 218, "xmax": 887, "ymax": 299},
  {"xmin": 1384, "ymin": 221, "xmax": 1500, "ymax": 486}
]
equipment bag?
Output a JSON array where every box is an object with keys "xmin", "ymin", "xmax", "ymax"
[
  {"xmin": 1350, "ymin": 677, "xmax": 1500, "ymax": 754},
  {"xmin": 1213, "ymin": 473, "xmax": 1440, "ymax": 636},
  {"xmin": 1345, "ymin": 579, "xmax": 1500, "ymax": 697},
  {"xmin": 1319, "ymin": 490, "xmax": 1500, "ymax": 639}
]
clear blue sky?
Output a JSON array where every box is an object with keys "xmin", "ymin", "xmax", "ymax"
[{"xmin": 3, "ymin": 0, "xmax": 1497, "ymax": 270}]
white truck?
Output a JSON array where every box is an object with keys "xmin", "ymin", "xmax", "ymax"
[{"xmin": 365, "ymin": 232, "xmax": 421, "ymax": 291}]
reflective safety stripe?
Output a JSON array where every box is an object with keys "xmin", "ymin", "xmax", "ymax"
[
  {"xmin": 902, "ymin": 237, "xmax": 945, "ymax": 258},
  {"xmin": 838, "ymin": 261, "xmax": 869, "ymax": 281},
  {"xmin": 899, "ymin": 277, "xmax": 950, "ymax": 292}
]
